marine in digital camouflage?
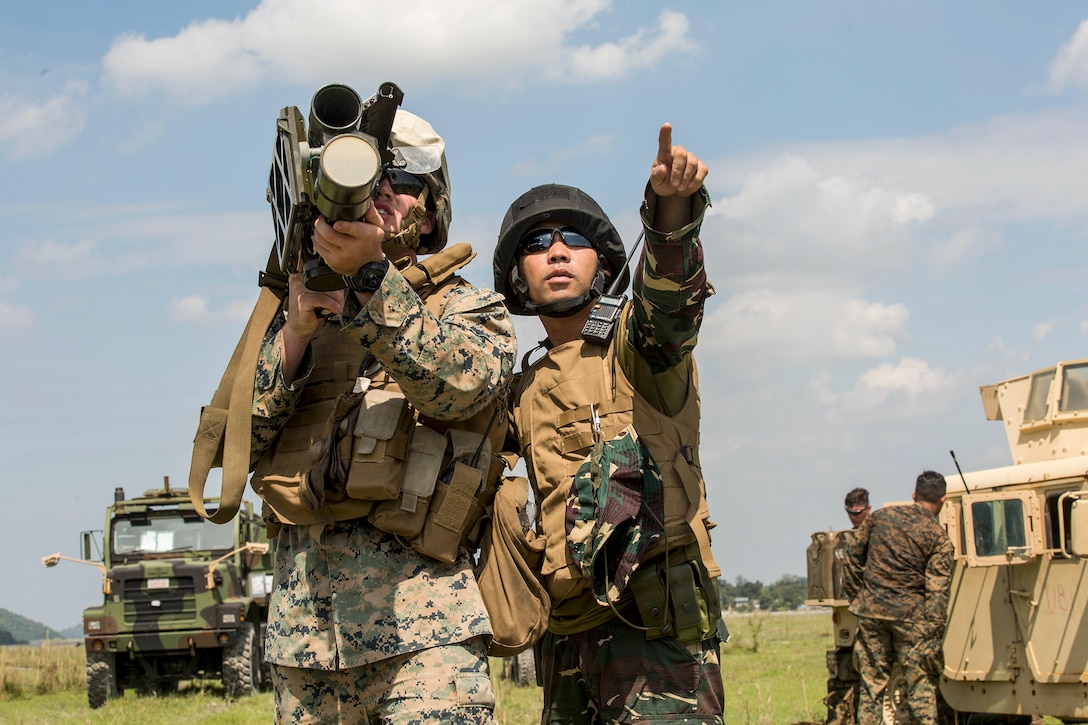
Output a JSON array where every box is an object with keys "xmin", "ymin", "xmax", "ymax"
[
  {"xmin": 251, "ymin": 265, "xmax": 515, "ymax": 460},
  {"xmin": 265, "ymin": 521, "xmax": 491, "ymax": 670},
  {"xmin": 843, "ymin": 500, "xmax": 953, "ymax": 725},
  {"xmin": 272, "ymin": 635, "xmax": 495, "ymax": 724},
  {"xmin": 249, "ymin": 254, "xmax": 513, "ymax": 723},
  {"xmin": 842, "ymin": 502, "xmax": 953, "ymax": 629}
]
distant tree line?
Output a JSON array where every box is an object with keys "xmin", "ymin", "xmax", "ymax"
[{"xmin": 719, "ymin": 574, "xmax": 808, "ymax": 611}]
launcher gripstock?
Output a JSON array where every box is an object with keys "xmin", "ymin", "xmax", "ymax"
[{"xmin": 264, "ymin": 82, "xmax": 404, "ymax": 292}]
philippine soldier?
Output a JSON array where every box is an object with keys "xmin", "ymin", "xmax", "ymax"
[
  {"xmin": 492, "ymin": 124, "xmax": 726, "ymax": 723},
  {"xmin": 842, "ymin": 470, "xmax": 954, "ymax": 725},
  {"xmin": 250, "ymin": 109, "xmax": 515, "ymax": 723}
]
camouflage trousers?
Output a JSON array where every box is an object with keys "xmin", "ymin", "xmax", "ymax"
[
  {"xmin": 270, "ymin": 636, "xmax": 495, "ymax": 725},
  {"xmin": 853, "ymin": 616, "xmax": 942, "ymax": 725},
  {"xmin": 540, "ymin": 619, "xmax": 725, "ymax": 724}
]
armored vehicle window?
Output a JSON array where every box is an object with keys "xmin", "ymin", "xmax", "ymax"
[
  {"xmin": 113, "ymin": 515, "xmax": 236, "ymax": 556},
  {"xmin": 1023, "ymin": 368, "xmax": 1055, "ymax": 423},
  {"xmin": 1059, "ymin": 363, "xmax": 1088, "ymax": 413},
  {"xmin": 1043, "ymin": 489, "xmax": 1077, "ymax": 554},
  {"xmin": 971, "ymin": 499, "xmax": 1027, "ymax": 557}
]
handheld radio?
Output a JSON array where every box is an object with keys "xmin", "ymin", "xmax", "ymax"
[{"xmin": 580, "ymin": 231, "xmax": 644, "ymax": 345}]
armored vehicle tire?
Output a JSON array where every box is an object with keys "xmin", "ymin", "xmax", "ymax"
[
  {"xmin": 86, "ymin": 652, "xmax": 120, "ymax": 709},
  {"xmin": 504, "ymin": 649, "xmax": 536, "ymax": 687},
  {"xmin": 222, "ymin": 621, "xmax": 260, "ymax": 698}
]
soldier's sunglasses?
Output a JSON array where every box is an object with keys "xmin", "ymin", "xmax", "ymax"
[
  {"xmin": 518, "ymin": 227, "xmax": 596, "ymax": 256},
  {"xmin": 382, "ymin": 168, "xmax": 426, "ymax": 198},
  {"xmin": 846, "ymin": 508, "xmax": 868, "ymax": 516}
]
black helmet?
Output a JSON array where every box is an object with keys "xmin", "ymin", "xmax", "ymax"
[{"xmin": 493, "ymin": 184, "xmax": 631, "ymax": 316}]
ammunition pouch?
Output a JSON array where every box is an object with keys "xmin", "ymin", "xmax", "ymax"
[
  {"xmin": 370, "ymin": 425, "xmax": 496, "ymax": 564},
  {"xmin": 629, "ymin": 547, "xmax": 723, "ymax": 644},
  {"xmin": 346, "ymin": 388, "xmax": 417, "ymax": 501}
]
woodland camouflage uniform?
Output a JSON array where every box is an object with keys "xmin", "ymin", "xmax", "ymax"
[
  {"xmin": 509, "ymin": 186, "xmax": 726, "ymax": 724},
  {"xmin": 842, "ymin": 501, "xmax": 954, "ymax": 725}
]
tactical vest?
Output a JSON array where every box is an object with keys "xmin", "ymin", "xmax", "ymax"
[
  {"xmin": 512, "ymin": 333, "xmax": 721, "ymax": 609},
  {"xmin": 251, "ymin": 272, "xmax": 507, "ymax": 564}
]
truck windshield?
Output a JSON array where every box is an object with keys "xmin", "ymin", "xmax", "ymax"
[{"xmin": 112, "ymin": 515, "xmax": 236, "ymax": 556}]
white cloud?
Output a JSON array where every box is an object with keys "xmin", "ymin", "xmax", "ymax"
[
  {"xmin": 810, "ymin": 357, "xmax": 963, "ymax": 421},
  {"xmin": 708, "ymin": 155, "xmax": 933, "ymax": 285},
  {"xmin": 0, "ymin": 299, "xmax": 33, "ymax": 330},
  {"xmin": 1032, "ymin": 320, "xmax": 1057, "ymax": 341},
  {"xmin": 1047, "ymin": 19, "xmax": 1088, "ymax": 94},
  {"xmin": 700, "ymin": 289, "xmax": 910, "ymax": 363},
  {"xmin": 0, "ymin": 82, "xmax": 88, "ymax": 158},
  {"xmin": 513, "ymin": 133, "xmax": 617, "ymax": 176},
  {"xmin": 926, "ymin": 225, "xmax": 1001, "ymax": 275},
  {"xmin": 716, "ymin": 108, "xmax": 1088, "ymax": 226},
  {"xmin": 100, "ymin": 1, "xmax": 692, "ymax": 104},
  {"xmin": 12, "ymin": 208, "xmax": 268, "ymax": 282},
  {"xmin": 169, "ymin": 295, "xmax": 256, "ymax": 324},
  {"xmin": 169, "ymin": 295, "xmax": 211, "ymax": 322},
  {"xmin": 556, "ymin": 10, "xmax": 691, "ymax": 81}
]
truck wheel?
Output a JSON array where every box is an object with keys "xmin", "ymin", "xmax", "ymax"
[
  {"xmin": 222, "ymin": 622, "xmax": 259, "ymax": 698},
  {"xmin": 86, "ymin": 652, "xmax": 119, "ymax": 709},
  {"xmin": 507, "ymin": 649, "xmax": 536, "ymax": 687}
]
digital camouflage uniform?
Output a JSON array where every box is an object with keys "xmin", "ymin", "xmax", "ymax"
[
  {"xmin": 842, "ymin": 502, "xmax": 954, "ymax": 725},
  {"xmin": 512, "ymin": 188, "xmax": 725, "ymax": 724},
  {"xmin": 251, "ymin": 263, "xmax": 515, "ymax": 724}
]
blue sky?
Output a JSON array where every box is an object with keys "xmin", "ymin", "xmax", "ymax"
[{"xmin": 3, "ymin": 1, "xmax": 1088, "ymax": 631}]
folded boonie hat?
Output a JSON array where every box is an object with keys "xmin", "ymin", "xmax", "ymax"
[{"xmin": 565, "ymin": 427, "xmax": 665, "ymax": 605}]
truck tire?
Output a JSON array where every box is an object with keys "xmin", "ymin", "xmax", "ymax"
[
  {"xmin": 86, "ymin": 652, "xmax": 119, "ymax": 709},
  {"xmin": 510, "ymin": 649, "xmax": 536, "ymax": 686},
  {"xmin": 222, "ymin": 622, "xmax": 259, "ymax": 698}
]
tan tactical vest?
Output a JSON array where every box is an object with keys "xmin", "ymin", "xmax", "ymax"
[
  {"xmin": 251, "ymin": 273, "xmax": 507, "ymax": 563},
  {"xmin": 512, "ymin": 336, "xmax": 720, "ymax": 606}
]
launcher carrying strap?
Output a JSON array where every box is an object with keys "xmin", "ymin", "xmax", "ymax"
[{"xmin": 187, "ymin": 243, "xmax": 475, "ymax": 523}]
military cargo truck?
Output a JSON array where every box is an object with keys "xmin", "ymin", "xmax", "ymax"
[
  {"xmin": 43, "ymin": 477, "xmax": 273, "ymax": 708},
  {"xmin": 808, "ymin": 359, "xmax": 1088, "ymax": 724}
]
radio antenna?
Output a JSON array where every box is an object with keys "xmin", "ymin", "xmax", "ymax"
[{"xmin": 949, "ymin": 450, "xmax": 970, "ymax": 492}]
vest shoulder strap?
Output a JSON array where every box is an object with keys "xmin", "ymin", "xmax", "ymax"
[{"xmin": 188, "ymin": 243, "xmax": 477, "ymax": 522}]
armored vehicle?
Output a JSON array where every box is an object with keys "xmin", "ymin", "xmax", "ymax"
[
  {"xmin": 43, "ymin": 477, "xmax": 273, "ymax": 708},
  {"xmin": 808, "ymin": 359, "xmax": 1088, "ymax": 724}
]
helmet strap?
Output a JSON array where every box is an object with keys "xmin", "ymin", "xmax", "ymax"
[
  {"xmin": 509, "ymin": 262, "xmax": 608, "ymax": 318},
  {"xmin": 382, "ymin": 185, "xmax": 431, "ymax": 251}
]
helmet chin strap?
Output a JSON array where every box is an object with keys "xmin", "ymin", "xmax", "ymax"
[
  {"xmin": 382, "ymin": 186, "xmax": 431, "ymax": 251},
  {"xmin": 510, "ymin": 263, "xmax": 608, "ymax": 318}
]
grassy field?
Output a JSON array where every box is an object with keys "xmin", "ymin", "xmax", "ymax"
[{"xmin": 0, "ymin": 610, "xmax": 831, "ymax": 724}]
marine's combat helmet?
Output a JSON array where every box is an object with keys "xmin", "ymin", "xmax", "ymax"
[
  {"xmin": 493, "ymin": 184, "xmax": 630, "ymax": 317},
  {"xmin": 384, "ymin": 110, "xmax": 451, "ymax": 254}
]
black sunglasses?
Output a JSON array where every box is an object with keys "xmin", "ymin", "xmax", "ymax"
[
  {"xmin": 846, "ymin": 508, "xmax": 868, "ymax": 516},
  {"xmin": 382, "ymin": 168, "xmax": 426, "ymax": 198},
  {"xmin": 518, "ymin": 227, "xmax": 595, "ymax": 256}
]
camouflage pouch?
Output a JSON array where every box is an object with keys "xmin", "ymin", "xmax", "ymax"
[{"xmin": 565, "ymin": 425, "xmax": 665, "ymax": 606}]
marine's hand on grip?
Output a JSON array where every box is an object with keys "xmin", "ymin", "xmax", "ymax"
[
  {"xmin": 284, "ymin": 273, "xmax": 344, "ymax": 339},
  {"xmin": 312, "ymin": 204, "xmax": 387, "ymax": 276}
]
